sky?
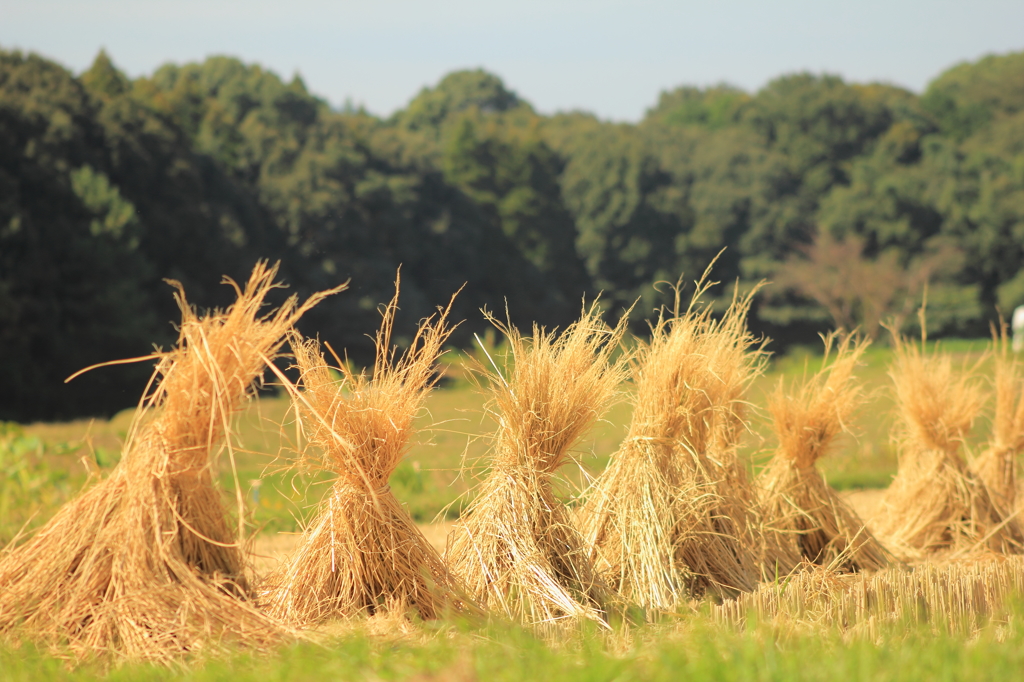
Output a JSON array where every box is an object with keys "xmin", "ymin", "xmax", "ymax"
[{"xmin": 2, "ymin": 0, "xmax": 1023, "ymax": 122}]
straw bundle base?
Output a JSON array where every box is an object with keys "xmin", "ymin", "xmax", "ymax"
[
  {"xmin": 873, "ymin": 450, "xmax": 1023, "ymax": 562},
  {"xmin": 582, "ymin": 440, "xmax": 691, "ymax": 612},
  {"xmin": 759, "ymin": 459, "xmax": 888, "ymax": 572},
  {"xmin": 261, "ymin": 482, "xmax": 465, "ymax": 625},
  {"xmin": 448, "ymin": 465, "xmax": 610, "ymax": 629},
  {"xmin": 0, "ymin": 448, "xmax": 286, "ymax": 663}
]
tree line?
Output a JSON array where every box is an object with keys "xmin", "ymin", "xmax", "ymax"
[{"xmin": 2, "ymin": 47, "xmax": 1023, "ymax": 421}]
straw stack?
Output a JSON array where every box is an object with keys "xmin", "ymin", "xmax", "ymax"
[
  {"xmin": 872, "ymin": 331, "xmax": 1023, "ymax": 560},
  {"xmin": 445, "ymin": 305, "xmax": 628, "ymax": 628},
  {"xmin": 0, "ymin": 263, "xmax": 340, "ymax": 662},
  {"xmin": 971, "ymin": 329, "xmax": 1024, "ymax": 515},
  {"xmin": 757, "ymin": 334, "xmax": 888, "ymax": 572},
  {"xmin": 261, "ymin": 286, "xmax": 468, "ymax": 624},
  {"xmin": 579, "ymin": 276, "xmax": 790, "ymax": 608}
]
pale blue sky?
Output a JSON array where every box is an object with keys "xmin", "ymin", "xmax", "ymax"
[{"xmin": 2, "ymin": 0, "xmax": 1023, "ymax": 121}]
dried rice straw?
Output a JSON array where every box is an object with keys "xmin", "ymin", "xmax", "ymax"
[
  {"xmin": 260, "ymin": 282, "xmax": 469, "ymax": 624},
  {"xmin": 757, "ymin": 333, "xmax": 888, "ymax": 572},
  {"xmin": 971, "ymin": 325, "xmax": 1024, "ymax": 515},
  {"xmin": 445, "ymin": 304, "xmax": 628, "ymax": 628},
  {"xmin": 872, "ymin": 321, "xmax": 1023, "ymax": 560},
  {"xmin": 0, "ymin": 262, "xmax": 342, "ymax": 663},
  {"xmin": 579, "ymin": 271, "xmax": 791, "ymax": 608}
]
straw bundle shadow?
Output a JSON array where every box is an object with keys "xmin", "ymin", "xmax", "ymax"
[
  {"xmin": 260, "ymin": 286, "xmax": 467, "ymax": 625},
  {"xmin": 971, "ymin": 329, "xmax": 1024, "ymax": 514},
  {"xmin": 871, "ymin": 332, "xmax": 1023, "ymax": 560},
  {"xmin": 579, "ymin": 276, "xmax": 789, "ymax": 607},
  {"xmin": 445, "ymin": 305, "xmax": 628, "ymax": 628},
  {"xmin": 757, "ymin": 334, "xmax": 888, "ymax": 572},
  {"xmin": 0, "ymin": 262, "xmax": 341, "ymax": 662}
]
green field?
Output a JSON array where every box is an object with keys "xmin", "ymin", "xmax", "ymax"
[
  {"xmin": 1, "ymin": 338, "xmax": 1014, "ymax": 680},
  {"xmin": 3, "ymin": 606, "xmax": 1024, "ymax": 681}
]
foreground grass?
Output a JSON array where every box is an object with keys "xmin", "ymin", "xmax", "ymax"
[{"xmin": 4, "ymin": 612, "xmax": 1024, "ymax": 682}]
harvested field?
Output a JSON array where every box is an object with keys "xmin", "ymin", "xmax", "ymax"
[{"xmin": 4, "ymin": 303, "xmax": 1020, "ymax": 678}]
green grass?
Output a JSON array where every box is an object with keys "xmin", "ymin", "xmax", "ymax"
[{"xmin": 4, "ymin": 608, "xmax": 1024, "ymax": 681}]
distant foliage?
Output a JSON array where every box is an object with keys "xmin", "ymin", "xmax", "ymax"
[{"xmin": 3, "ymin": 47, "xmax": 1024, "ymax": 420}]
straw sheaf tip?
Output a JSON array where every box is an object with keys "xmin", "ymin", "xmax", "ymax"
[
  {"xmin": 767, "ymin": 333, "xmax": 868, "ymax": 470},
  {"xmin": 888, "ymin": 334, "xmax": 984, "ymax": 456},
  {"xmin": 484, "ymin": 304, "xmax": 630, "ymax": 474}
]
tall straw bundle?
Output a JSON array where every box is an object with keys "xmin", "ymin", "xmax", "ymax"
[
  {"xmin": 0, "ymin": 262, "xmax": 341, "ymax": 662},
  {"xmin": 260, "ymin": 286, "xmax": 467, "ymax": 624},
  {"xmin": 971, "ymin": 328, "xmax": 1024, "ymax": 514},
  {"xmin": 445, "ymin": 305, "xmax": 628, "ymax": 628},
  {"xmin": 757, "ymin": 334, "xmax": 887, "ymax": 572},
  {"xmin": 872, "ymin": 330, "xmax": 1022, "ymax": 560},
  {"xmin": 579, "ymin": 276, "xmax": 789, "ymax": 608}
]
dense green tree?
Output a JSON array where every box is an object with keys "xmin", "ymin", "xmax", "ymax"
[
  {"xmin": 0, "ymin": 51, "xmax": 155, "ymax": 420},
  {"xmin": 922, "ymin": 52, "xmax": 1024, "ymax": 140},
  {"xmin": 645, "ymin": 84, "xmax": 750, "ymax": 129},
  {"xmin": 395, "ymin": 69, "xmax": 527, "ymax": 135},
  {"xmin": 5, "ymin": 47, "xmax": 1024, "ymax": 420}
]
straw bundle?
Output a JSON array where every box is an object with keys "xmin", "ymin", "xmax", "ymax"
[
  {"xmin": 971, "ymin": 329, "xmax": 1024, "ymax": 514},
  {"xmin": 872, "ymin": 332, "xmax": 1022, "ymax": 560},
  {"xmin": 579, "ymin": 277, "xmax": 789, "ymax": 608},
  {"xmin": 260, "ymin": 286, "xmax": 467, "ymax": 624},
  {"xmin": 445, "ymin": 305, "xmax": 628, "ymax": 628},
  {"xmin": 0, "ymin": 262, "xmax": 341, "ymax": 662},
  {"xmin": 757, "ymin": 334, "xmax": 888, "ymax": 572}
]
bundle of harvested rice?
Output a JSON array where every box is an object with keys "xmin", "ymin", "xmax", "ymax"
[
  {"xmin": 872, "ymin": 330, "xmax": 1022, "ymax": 560},
  {"xmin": 971, "ymin": 328, "xmax": 1024, "ymax": 514},
  {"xmin": 579, "ymin": 275, "xmax": 789, "ymax": 609},
  {"xmin": 445, "ymin": 305, "xmax": 628, "ymax": 628},
  {"xmin": 757, "ymin": 334, "xmax": 888, "ymax": 572},
  {"xmin": 260, "ymin": 285, "xmax": 468, "ymax": 624},
  {"xmin": 0, "ymin": 262, "xmax": 341, "ymax": 662}
]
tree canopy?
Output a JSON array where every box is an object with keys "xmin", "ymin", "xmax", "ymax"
[{"xmin": 3, "ymin": 47, "xmax": 1024, "ymax": 420}]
